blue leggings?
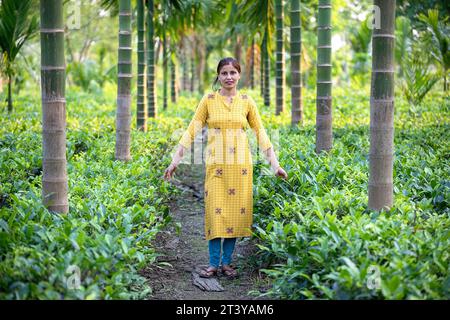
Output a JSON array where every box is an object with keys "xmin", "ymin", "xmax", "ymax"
[{"xmin": 208, "ymin": 238, "xmax": 237, "ymax": 268}]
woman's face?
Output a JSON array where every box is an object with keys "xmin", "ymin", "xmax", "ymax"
[{"xmin": 218, "ymin": 64, "xmax": 240, "ymax": 89}]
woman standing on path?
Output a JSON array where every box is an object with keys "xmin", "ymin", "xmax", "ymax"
[{"xmin": 163, "ymin": 57, "xmax": 287, "ymax": 279}]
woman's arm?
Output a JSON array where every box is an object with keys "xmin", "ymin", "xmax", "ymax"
[
  {"xmin": 164, "ymin": 95, "xmax": 208, "ymax": 181},
  {"xmin": 172, "ymin": 144, "xmax": 186, "ymax": 166},
  {"xmin": 264, "ymin": 147, "xmax": 280, "ymax": 171},
  {"xmin": 247, "ymin": 96, "xmax": 287, "ymax": 179},
  {"xmin": 264, "ymin": 147, "xmax": 288, "ymax": 179},
  {"xmin": 163, "ymin": 144, "xmax": 186, "ymax": 181}
]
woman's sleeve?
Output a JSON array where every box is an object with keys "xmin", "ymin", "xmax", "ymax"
[
  {"xmin": 178, "ymin": 95, "xmax": 208, "ymax": 149},
  {"xmin": 247, "ymin": 96, "xmax": 273, "ymax": 152}
]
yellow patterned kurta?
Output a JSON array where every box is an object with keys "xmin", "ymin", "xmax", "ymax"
[{"xmin": 178, "ymin": 91, "xmax": 273, "ymax": 240}]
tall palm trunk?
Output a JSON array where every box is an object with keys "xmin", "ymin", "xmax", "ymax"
[
  {"xmin": 196, "ymin": 36, "xmax": 205, "ymax": 93},
  {"xmin": 316, "ymin": 0, "xmax": 332, "ymax": 153},
  {"xmin": 182, "ymin": 37, "xmax": 189, "ymax": 92},
  {"xmin": 250, "ymin": 39, "xmax": 255, "ymax": 89},
  {"xmin": 115, "ymin": 0, "xmax": 132, "ymax": 161},
  {"xmin": 40, "ymin": 0, "xmax": 68, "ymax": 213},
  {"xmin": 137, "ymin": 0, "xmax": 147, "ymax": 131},
  {"xmin": 162, "ymin": 31, "xmax": 168, "ymax": 109},
  {"xmin": 7, "ymin": 75, "xmax": 12, "ymax": 112},
  {"xmin": 154, "ymin": 37, "xmax": 161, "ymax": 65},
  {"xmin": 190, "ymin": 54, "xmax": 195, "ymax": 93},
  {"xmin": 170, "ymin": 47, "xmax": 177, "ymax": 103},
  {"xmin": 182, "ymin": 56, "xmax": 188, "ymax": 91},
  {"xmin": 234, "ymin": 36, "xmax": 242, "ymax": 63},
  {"xmin": 275, "ymin": 0, "xmax": 285, "ymax": 115},
  {"xmin": 291, "ymin": 0, "xmax": 303, "ymax": 125},
  {"xmin": 263, "ymin": 29, "xmax": 270, "ymax": 107},
  {"xmin": 146, "ymin": 0, "xmax": 156, "ymax": 117},
  {"xmin": 260, "ymin": 35, "xmax": 264, "ymax": 97},
  {"xmin": 369, "ymin": 0, "xmax": 396, "ymax": 210}
]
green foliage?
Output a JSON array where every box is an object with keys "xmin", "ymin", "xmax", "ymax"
[
  {"xmin": 397, "ymin": 0, "xmax": 449, "ymax": 28},
  {"xmin": 402, "ymin": 54, "xmax": 440, "ymax": 106},
  {"xmin": 348, "ymin": 18, "xmax": 372, "ymax": 86},
  {"xmin": 394, "ymin": 13, "xmax": 442, "ymax": 104},
  {"xmin": 417, "ymin": 9, "xmax": 450, "ymax": 90},
  {"xmin": 349, "ymin": 18, "xmax": 371, "ymax": 55},
  {"xmin": 0, "ymin": 0, "xmax": 38, "ymax": 76},
  {"xmin": 249, "ymin": 88, "xmax": 449, "ymax": 299},
  {"xmin": 238, "ymin": 0, "xmax": 276, "ymax": 51},
  {"xmin": 0, "ymin": 89, "xmax": 182, "ymax": 299},
  {"xmin": 395, "ymin": 16, "xmax": 412, "ymax": 78},
  {"xmin": 0, "ymin": 0, "xmax": 448, "ymax": 300},
  {"xmin": 0, "ymin": 0, "xmax": 38, "ymax": 111},
  {"xmin": 99, "ymin": 0, "xmax": 119, "ymax": 16},
  {"xmin": 67, "ymin": 59, "xmax": 116, "ymax": 93}
]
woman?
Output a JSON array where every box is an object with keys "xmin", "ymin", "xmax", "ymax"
[{"xmin": 163, "ymin": 57, "xmax": 287, "ymax": 279}]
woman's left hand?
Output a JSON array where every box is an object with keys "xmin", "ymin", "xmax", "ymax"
[{"xmin": 274, "ymin": 166, "xmax": 288, "ymax": 180}]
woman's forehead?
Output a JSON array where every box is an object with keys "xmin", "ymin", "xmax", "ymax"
[{"xmin": 219, "ymin": 64, "xmax": 239, "ymax": 73}]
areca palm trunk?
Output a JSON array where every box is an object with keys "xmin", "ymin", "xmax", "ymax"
[
  {"xmin": 260, "ymin": 36, "xmax": 264, "ymax": 97},
  {"xmin": 290, "ymin": 0, "xmax": 303, "ymax": 125},
  {"xmin": 196, "ymin": 36, "xmax": 205, "ymax": 93},
  {"xmin": 40, "ymin": 0, "xmax": 68, "ymax": 213},
  {"xmin": 263, "ymin": 29, "xmax": 270, "ymax": 106},
  {"xmin": 250, "ymin": 39, "xmax": 255, "ymax": 89},
  {"xmin": 190, "ymin": 53, "xmax": 194, "ymax": 93},
  {"xmin": 182, "ymin": 37, "xmax": 189, "ymax": 92},
  {"xmin": 115, "ymin": 0, "xmax": 132, "ymax": 161},
  {"xmin": 369, "ymin": 0, "xmax": 396, "ymax": 210},
  {"xmin": 234, "ymin": 36, "xmax": 242, "ymax": 64},
  {"xmin": 146, "ymin": 0, "xmax": 156, "ymax": 117},
  {"xmin": 137, "ymin": 0, "xmax": 147, "ymax": 131},
  {"xmin": 7, "ymin": 75, "xmax": 12, "ymax": 112},
  {"xmin": 182, "ymin": 57, "xmax": 188, "ymax": 91},
  {"xmin": 275, "ymin": 0, "xmax": 285, "ymax": 115},
  {"xmin": 316, "ymin": 0, "xmax": 332, "ymax": 153},
  {"xmin": 163, "ymin": 31, "xmax": 168, "ymax": 109},
  {"xmin": 170, "ymin": 48, "xmax": 177, "ymax": 103}
]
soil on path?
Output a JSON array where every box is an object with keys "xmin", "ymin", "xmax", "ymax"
[{"xmin": 141, "ymin": 162, "xmax": 272, "ymax": 300}]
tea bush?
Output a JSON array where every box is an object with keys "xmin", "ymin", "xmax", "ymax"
[
  {"xmin": 0, "ymin": 88, "xmax": 189, "ymax": 299},
  {"xmin": 250, "ymin": 88, "xmax": 449, "ymax": 299}
]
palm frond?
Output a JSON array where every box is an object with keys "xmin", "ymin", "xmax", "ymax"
[
  {"xmin": 418, "ymin": 9, "xmax": 450, "ymax": 71},
  {"xmin": 0, "ymin": 0, "xmax": 38, "ymax": 75},
  {"xmin": 402, "ymin": 54, "xmax": 440, "ymax": 105},
  {"xmin": 99, "ymin": 0, "xmax": 119, "ymax": 16},
  {"xmin": 395, "ymin": 16, "xmax": 412, "ymax": 66}
]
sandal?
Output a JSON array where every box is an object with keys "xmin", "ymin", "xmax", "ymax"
[
  {"xmin": 221, "ymin": 265, "xmax": 238, "ymax": 279},
  {"xmin": 199, "ymin": 266, "xmax": 218, "ymax": 278}
]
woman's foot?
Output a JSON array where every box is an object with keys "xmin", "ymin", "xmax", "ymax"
[
  {"xmin": 199, "ymin": 266, "xmax": 218, "ymax": 278},
  {"xmin": 221, "ymin": 264, "xmax": 238, "ymax": 279}
]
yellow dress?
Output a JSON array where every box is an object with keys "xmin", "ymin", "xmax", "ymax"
[{"xmin": 178, "ymin": 91, "xmax": 273, "ymax": 240}]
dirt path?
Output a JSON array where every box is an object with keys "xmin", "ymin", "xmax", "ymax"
[{"xmin": 141, "ymin": 162, "xmax": 272, "ymax": 300}]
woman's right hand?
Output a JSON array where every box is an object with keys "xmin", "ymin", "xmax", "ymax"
[{"xmin": 163, "ymin": 163, "xmax": 177, "ymax": 181}]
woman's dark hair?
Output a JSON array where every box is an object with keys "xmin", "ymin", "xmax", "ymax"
[{"xmin": 212, "ymin": 57, "xmax": 241, "ymax": 90}]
